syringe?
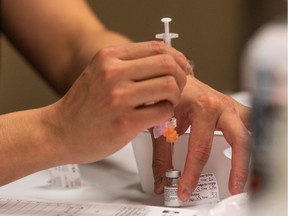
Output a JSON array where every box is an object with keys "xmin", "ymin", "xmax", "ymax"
[
  {"xmin": 155, "ymin": 17, "xmax": 179, "ymax": 46},
  {"xmin": 153, "ymin": 17, "xmax": 179, "ymax": 157}
]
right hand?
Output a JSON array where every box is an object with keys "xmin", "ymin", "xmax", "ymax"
[{"xmin": 48, "ymin": 41, "xmax": 191, "ymax": 164}]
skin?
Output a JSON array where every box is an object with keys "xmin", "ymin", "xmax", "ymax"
[
  {"xmin": 1, "ymin": 0, "xmax": 190, "ymax": 185},
  {"xmin": 152, "ymin": 75, "xmax": 251, "ymax": 201},
  {"xmin": 1, "ymin": 0, "xmax": 251, "ymax": 202}
]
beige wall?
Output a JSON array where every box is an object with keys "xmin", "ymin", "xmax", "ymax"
[
  {"xmin": 88, "ymin": 0, "xmax": 248, "ymax": 92},
  {"xmin": 0, "ymin": 0, "xmax": 285, "ymax": 114},
  {"xmin": 0, "ymin": 37, "xmax": 59, "ymax": 114}
]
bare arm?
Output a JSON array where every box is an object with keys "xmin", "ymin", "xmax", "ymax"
[
  {"xmin": 0, "ymin": 107, "xmax": 63, "ymax": 185},
  {"xmin": 0, "ymin": 0, "xmax": 135, "ymax": 185},
  {"xmin": 2, "ymin": 0, "xmax": 131, "ymax": 94},
  {"xmin": 0, "ymin": 39, "xmax": 190, "ymax": 185}
]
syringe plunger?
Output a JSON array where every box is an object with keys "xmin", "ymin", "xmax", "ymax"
[{"xmin": 155, "ymin": 17, "xmax": 178, "ymax": 46}]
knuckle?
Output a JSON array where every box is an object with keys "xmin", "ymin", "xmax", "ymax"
[
  {"xmin": 149, "ymin": 41, "xmax": 167, "ymax": 54},
  {"xmin": 239, "ymin": 133, "xmax": 250, "ymax": 146},
  {"xmin": 163, "ymin": 76, "xmax": 178, "ymax": 92},
  {"xmin": 190, "ymin": 144, "xmax": 211, "ymax": 165},
  {"xmin": 109, "ymin": 88, "xmax": 128, "ymax": 107},
  {"xmin": 99, "ymin": 61, "xmax": 122, "ymax": 81},
  {"xmin": 152, "ymin": 158, "xmax": 166, "ymax": 172},
  {"xmin": 95, "ymin": 47, "xmax": 115, "ymax": 59},
  {"xmin": 160, "ymin": 54, "xmax": 177, "ymax": 72},
  {"xmin": 111, "ymin": 109, "xmax": 131, "ymax": 132},
  {"xmin": 220, "ymin": 94, "xmax": 237, "ymax": 110},
  {"xmin": 197, "ymin": 95, "xmax": 219, "ymax": 114}
]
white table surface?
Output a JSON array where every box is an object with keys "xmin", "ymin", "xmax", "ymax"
[{"xmin": 0, "ymin": 143, "xmax": 216, "ymax": 214}]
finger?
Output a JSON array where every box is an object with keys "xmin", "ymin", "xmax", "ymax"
[
  {"xmin": 178, "ymin": 117, "xmax": 215, "ymax": 202},
  {"xmin": 217, "ymin": 111, "xmax": 251, "ymax": 194},
  {"xmin": 102, "ymin": 41, "xmax": 191, "ymax": 74},
  {"xmin": 132, "ymin": 101, "xmax": 175, "ymax": 130},
  {"xmin": 126, "ymin": 76, "xmax": 181, "ymax": 108},
  {"xmin": 124, "ymin": 54, "xmax": 187, "ymax": 92},
  {"xmin": 220, "ymin": 116, "xmax": 251, "ymax": 195},
  {"xmin": 238, "ymin": 103, "xmax": 252, "ymax": 130},
  {"xmin": 151, "ymin": 135, "xmax": 174, "ymax": 194}
]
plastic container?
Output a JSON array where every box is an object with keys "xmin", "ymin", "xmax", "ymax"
[{"xmin": 132, "ymin": 130, "xmax": 232, "ymax": 200}]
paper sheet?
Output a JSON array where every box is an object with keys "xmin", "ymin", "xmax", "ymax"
[
  {"xmin": 0, "ymin": 197, "xmax": 198, "ymax": 216},
  {"xmin": 187, "ymin": 173, "xmax": 219, "ymax": 206}
]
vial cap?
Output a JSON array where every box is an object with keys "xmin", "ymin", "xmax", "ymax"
[{"xmin": 165, "ymin": 169, "xmax": 181, "ymax": 178}]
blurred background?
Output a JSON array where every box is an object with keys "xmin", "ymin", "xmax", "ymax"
[{"xmin": 0, "ymin": 0, "xmax": 286, "ymax": 114}]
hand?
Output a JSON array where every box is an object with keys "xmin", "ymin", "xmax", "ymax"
[
  {"xmin": 152, "ymin": 75, "xmax": 251, "ymax": 201},
  {"xmin": 48, "ymin": 41, "xmax": 191, "ymax": 164}
]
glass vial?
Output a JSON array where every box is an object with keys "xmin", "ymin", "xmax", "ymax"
[{"xmin": 164, "ymin": 169, "xmax": 181, "ymax": 207}]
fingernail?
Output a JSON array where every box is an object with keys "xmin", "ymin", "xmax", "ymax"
[
  {"xmin": 180, "ymin": 187, "xmax": 191, "ymax": 202},
  {"xmin": 185, "ymin": 60, "xmax": 194, "ymax": 76}
]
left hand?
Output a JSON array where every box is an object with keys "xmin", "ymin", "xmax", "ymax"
[{"xmin": 151, "ymin": 75, "xmax": 251, "ymax": 202}]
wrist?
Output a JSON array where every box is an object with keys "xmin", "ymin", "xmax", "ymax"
[
  {"xmin": 0, "ymin": 105, "xmax": 66, "ymax": 185},
  {"xmin": 38, "ymin": 102, "xmax": 72, "ymax": 166}
]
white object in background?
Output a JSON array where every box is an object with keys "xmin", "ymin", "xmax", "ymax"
[
  {"xmin": 132, "ymin": 130, "xmax": 232, "ymax": 201},
  {"xmin": 49, "ymin": 164, "xmax": 82, "ymax": 188},
  {"xmin": 241, "ymin": 22, "xmax": 287, "ymax": 93},
  {"xmin": 242, "ymin": 21, "xmax": 287, "ymax": 216},
  {"xmin": 207, "ymin": 193, "xmax": 249, "ymax": 216}
]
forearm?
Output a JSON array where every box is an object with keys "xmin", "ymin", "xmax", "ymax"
[
  {"xmin": 0, "ymin": 106, "xmax": 64, "ymax": 185},
  {"xmin": 2, "ymin": 0, "xmax": 131, "ymax": 95}
]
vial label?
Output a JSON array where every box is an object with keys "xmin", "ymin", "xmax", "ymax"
[
  {"xmin": 49, "ymin": 164, "xmax": 82, "ymax": 188},
  {"xmin": 164, "ymin": 173, "xmax": 220, "ymax": 207},
  {"xmin": 164, "ymin": 186, "xmax": 181, "ymax": 207}
]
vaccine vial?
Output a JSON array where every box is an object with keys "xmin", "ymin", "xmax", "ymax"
[{"xmin": 164, "ymin": 169, "xmax": 181, "ymax": 207}]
